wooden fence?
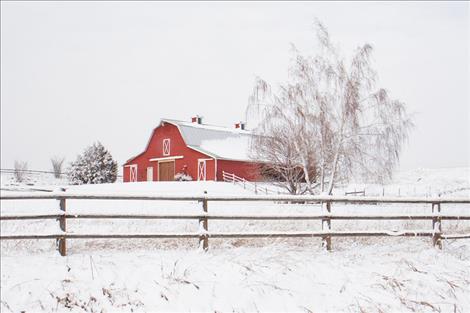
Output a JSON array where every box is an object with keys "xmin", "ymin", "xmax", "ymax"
[
  {"xmin": 345, "ymin": 189, "xmax": 366, "ymax": 196},
  {"xmin": 1, "ymin": 191, "xmax": 469, "ymax": 256},
  {"xmin": 222, "ymin": 171, "xmax": 283, "ymax": 195}
]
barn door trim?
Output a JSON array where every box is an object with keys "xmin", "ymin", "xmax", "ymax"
[
  {"xmin": 149, "ymin": 155, "xmax": 183, "ymax": 162},
  {"xmin": 129, "ymin": 164, "xmax": 138, "ymax": 182},
  {"xmin": 198, "ymin": 160, "xmax": 206, "ymax": 181},
  {"xmin": 158, "ymin": 160, "xmax": 175, "ymax": 181},
  {"xmin": 147, "ymin": 166, "xmax": 153, "ymax": 181}
]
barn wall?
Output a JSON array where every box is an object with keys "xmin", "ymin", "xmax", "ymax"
[
  {"xmin": 123, "ymin": 166, "xmax": 130, "ymax": 182},
  {"xmin": 123, "ymin": 123, "xmax": 214, "ymax": 182},
  {"xmin": 124, "ymin": 153, "xmax": 152, "ymax": 182},
  {"xmin": 216, "ymin": 160, "xmax": 261, "ymax": 182},
  {"xmin": 205, "ymin": 159, "xmax": 215, "ymax": 181}
]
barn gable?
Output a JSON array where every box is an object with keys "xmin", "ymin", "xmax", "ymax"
[
  {"xmin": 161, "ymin": 119, "xmax": 253, "ymax": 161},
  {"xmin": 123, "ymin": 118, "xmax": 260, "ymax": 182}
]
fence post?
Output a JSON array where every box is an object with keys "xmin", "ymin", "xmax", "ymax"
[
  {"xmin": 254, "ymin": 182, "xmax": 257, "ymax": 194},
  {"xmin": 265, "ymin": 187, "xmax": 268, "ymax": 195},
  {"xmin": 321, "ymin": 201, "xmax": 332, "ymax": 251},
  {"xmin": 243, "ymin": 179, "xmax": 246, "ymax": 189},
  {"xmin": 58, "ymin": 188, "xmax": 67, "ymax": 256},
  {"xmin": 199, "ymin": 191, "xmax": 209, "ymax": 251},
  {"xmin": 431, "ymin": 202, "xmax": 442, "ymax": 249}
]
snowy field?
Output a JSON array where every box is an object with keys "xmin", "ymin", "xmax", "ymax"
[
  {"xmin": 1, "ymin": 167, "xmax": 469, "ymax": 312},
  {"xmin": 2, "ymin": 241, "xmax": 470, "ymax": 312}
]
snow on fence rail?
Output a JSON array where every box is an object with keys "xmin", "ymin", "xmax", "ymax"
[
  {"xmin": 1, "ymin": 191, "xmax": 469, "ymax": 256},
  {"xmin": 222, "ymin": 171, "xmax": 283, "ymax": 195}
]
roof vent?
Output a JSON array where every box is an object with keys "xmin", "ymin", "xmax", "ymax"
[
  {"xmin": 191, "ymin": 116, "xmax": 203, "ymax": 124},
  {"xmin": 235, "ymin": 122, "xmax": 245, "ymax": 130}
]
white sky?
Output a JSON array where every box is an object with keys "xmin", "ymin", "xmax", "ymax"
[{"xmin": 1, "ymin": 1, "xmax": 469, "ymax": 173}]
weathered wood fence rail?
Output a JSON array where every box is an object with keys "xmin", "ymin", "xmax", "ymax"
[{"xmin": 1, "ymin": 192, "xmax": 469, "ymax": 256}]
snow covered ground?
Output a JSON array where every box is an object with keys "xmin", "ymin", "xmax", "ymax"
[
  {"xmin": 0, "ymin": 171, "xmax": 69, "ymax": 191},
  {"xmin": 2, "ymin": 241, "xmax": 470, "ymax": 313},
  {"xmin": 1, "ymin": 167, "xmax": 469, "ymax": 312},
  {"xmin": 341, "ymin": 167, "xmax": 470, "ymax": 198}
]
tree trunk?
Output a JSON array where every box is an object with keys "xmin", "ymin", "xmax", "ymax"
[
  {"xmin": 327, "ymin": 148, "xmax": 340, "ymax": 195},
  {"xmin": 320, "ymin": 163, "xmax": 325, "ymax": 193}
]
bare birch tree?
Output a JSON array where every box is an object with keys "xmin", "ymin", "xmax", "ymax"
[
  {"xmin": 249, "ymin": 81, "xmax": 318, "ymax": 194},
  {"xmin": 248, "ymin": 21, "xmax": 413, "ymax": 195}
]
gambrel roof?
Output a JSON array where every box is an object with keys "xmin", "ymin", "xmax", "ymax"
[
  {"xmin": 161, "ymin": 119, "xmax": 253, "ymax": 161},
  {"xmin": 125, "ymin": 118, "xmax": 254, "ymax": 164}
]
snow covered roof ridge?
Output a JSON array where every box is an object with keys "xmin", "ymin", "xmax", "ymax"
[
  {"xmin": 125, "ymin": 118, "xmax": 256, "ymax": 164},
  {"xmin": 161, "ymin": 118, "xmax": 253, "ymax": 135},
  {"xmin": 161, "ymin": 118, "xmax": 255, "ymax": 161}
]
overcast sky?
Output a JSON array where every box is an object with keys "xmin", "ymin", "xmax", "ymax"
[{"xmin": 1, "ymin": 1, "xmax": 469, "ymax": 173}]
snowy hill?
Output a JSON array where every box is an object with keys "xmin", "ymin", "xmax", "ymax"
[{"xmin": 339, "ymin": 167, "xmax": 470, "ymax": 197}]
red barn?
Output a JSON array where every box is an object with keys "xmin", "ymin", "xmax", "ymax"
[{"xmin": 123, "ymin": 117, "xmax": 261, "ymax": 182}]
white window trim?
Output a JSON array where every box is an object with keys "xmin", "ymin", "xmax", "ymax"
[{"xmin": 163, "ymin": 138, "xmax": 170, "ymax": 156}]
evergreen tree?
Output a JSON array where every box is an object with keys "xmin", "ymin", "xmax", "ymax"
[{"xmin": 68, "ymin": 142, "xmax": 118, "ymax": 184}]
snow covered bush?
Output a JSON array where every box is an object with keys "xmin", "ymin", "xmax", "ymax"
[
  {"xmin": 68, "ymin": 142, "xmax": 118, "ymax": 185},
  {"xmin": 174, "ymin": 173, "xmax": 193, "ymax": 181}
]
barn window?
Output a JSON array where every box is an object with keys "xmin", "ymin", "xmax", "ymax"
[{"xmin": 163, "ymin": 138, "xmax": 170, "ymax": 156}]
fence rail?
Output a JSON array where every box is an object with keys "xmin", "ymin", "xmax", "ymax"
[
  {"xmin": 222, "ymin": 171, "xmax": 283, "ymax": 195},
  {"xmin": 1, "ymin": 191, "xmax": 469, "ymax": 256},
  {"xmin": 0, "ymin": 168, "xmax": 123, "ymax": 179},
  {"xmin": 345, "ymin": 190, "xmax": 366, "ymax": 196}
]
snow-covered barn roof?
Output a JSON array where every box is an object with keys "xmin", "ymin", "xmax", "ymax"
[{"xmin": 161, "ymin": 119, "xmax": 253, "ymax": 161}]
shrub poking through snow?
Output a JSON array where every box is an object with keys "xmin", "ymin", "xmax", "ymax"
[
  {"xmin": 68, "ymin": 142, "xmax": 118, "ymax": 185},
  {"xmin": 13, "ymin": 160, "xmax": 28, "ymax": 182},
  {"xmin": 51, "ymin": 156, "xmax": 65, "ymax": 178}
]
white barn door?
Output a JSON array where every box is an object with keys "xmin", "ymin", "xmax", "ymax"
[
  {"xmin": 198, "ymin": 160, "xmax": 206, "ymax": 181},
  {"xmin": 129, "ymin": 164, "xmax": 138, "ymax": 182},
  {"xmin": 147, "ymin": 166, "xmax": 153, "ymax": 181}
]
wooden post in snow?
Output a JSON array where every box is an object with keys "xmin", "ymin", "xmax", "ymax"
[
  {"xmin": 58, "ymin": 188, "xmax": 67, "ymax": 256},
  {"xmin": 199, "ymin": 191, "xmax": 209, "ymax": 251},
  {"xmin": 432, "ymin": 202, "xmax": 442, "ymax": 249},
  {"xmin": 322, "ymin": 201, "xmax": 332, "ymax": 251}
]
